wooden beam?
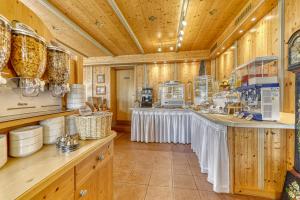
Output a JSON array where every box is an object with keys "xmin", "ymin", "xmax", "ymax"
[
  {"xmin": 83, "ymin": 50, "xmax": 210, "ymax": 66},
  {"xmin": 210, "ymin": 0, "xmax": 277, "ymax": 57},
  {"xmin": 107, "ymin": 0, "xmax": 144, "ymax": 54},
  {"xmin": 20, "ymin": 0, "xmax": 113, "ymax": 57}
]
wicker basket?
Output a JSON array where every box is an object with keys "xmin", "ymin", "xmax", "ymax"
[{"xmin": 75, "ymin": 112, "xmax": 112, "ymax": 140}]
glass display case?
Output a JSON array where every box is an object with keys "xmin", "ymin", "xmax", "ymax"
[
  {"xmin": 159, "ymin": 81, "xmax": 185, "ymax": 108},
  {"xmin": 194, "ymin": 75, "xmax": 213, "ymax": 105},
  {"xmin": 235, "ymin": 56, "xmax": 278, "ymax": 87}
]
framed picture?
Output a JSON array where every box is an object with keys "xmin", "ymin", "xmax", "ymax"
[
  {"xmin": 97, "ymin": 74, "xmax": 105, "ymax": 83},
  {"xmin": 96, "ymin": 86, "xmax": 106, "ymax": 95}
]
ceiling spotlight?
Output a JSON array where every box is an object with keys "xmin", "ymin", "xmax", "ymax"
[
  {"xmin": 251, "ymin": 17, "xmax": 256, "ymax": 22},
  {"xmin": 239, "ymin": 30, "xmax": 244, "ymax": 33},
  {"xmin": 217, "ymin": 52, "xmax": 220, "ymax": 55},
  {"xmin": 222, "ymin": 47, "xmax": 225, "ymax": 50},
  {"xmin": 170, "ymin": 46, "xmax": 174, "ymax": 51},
  {"xmin": 182, "ymin": 20, "xmax": 187, "ymax": 26},
  {"xmin": 250, "ymin": 28, "xmax": 257, "ymax": 33},
  {"xmin": 158, "ymin": 47, "xmax": 162, "ymax": 52},
  {"xmin": 178, "ymin": 43, "xmax": 182, "ymax": 47},
  {"xmin": 179, "ymin": 36, "xmax": 183, "ymax": 41},
  {"xmin": 179, "ymin": 30, "xmax": 184, "ymax": 35}
]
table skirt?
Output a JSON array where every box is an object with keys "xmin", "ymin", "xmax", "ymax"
[
  {"xmin": 131, "ymin": 109, "xmax": 191, "ymax": 144},
  {"xmin": 191, "ymin": 113, "xmax": 229, "ymax": 193}
]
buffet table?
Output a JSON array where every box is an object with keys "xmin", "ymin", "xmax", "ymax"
[{"xmin": 131, "ymin": 108, "xmax": 294, "ymax": 198}]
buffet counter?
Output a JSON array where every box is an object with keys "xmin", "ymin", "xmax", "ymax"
[
  {"xmin": 0, "ymin": 132, "xmax": 116, "ymax": 200},
  {"xmin": 131, "ymin": 108, "xmax": 294, "ymax": 198}
]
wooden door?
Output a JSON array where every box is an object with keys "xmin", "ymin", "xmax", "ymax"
[{"xmin": 116, "ymin": 69, "xmax": 134, "ymax": 121}]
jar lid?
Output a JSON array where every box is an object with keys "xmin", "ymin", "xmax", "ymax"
[
  {"xmin": 0, "ymin": 15, "xmax": 11, "ymax": 29},
  {"xmin": 11, "ymin": 21, "xmax": 47, "ymax": 45},
  {"xmin": 47, "ymin": 45, "xmax": 69, "ymax": 54}
]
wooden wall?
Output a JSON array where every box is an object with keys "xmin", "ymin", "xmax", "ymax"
[
  {"xmin": 0, "ymin": 0, "xmax": 83, "ymax": 84},
  {"xmin": 216, "ymin": 49, "xmax": 235, "ymax": 81}
]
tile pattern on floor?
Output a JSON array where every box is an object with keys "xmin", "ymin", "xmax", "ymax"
[{"xmin": 113, "ymin": 133, "xmax": 269, "ymax": 200}]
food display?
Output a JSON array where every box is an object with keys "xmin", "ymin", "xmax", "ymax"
[
  {"xmin": 159, "ymin": 81, "xmax": 185, "ymax": 108},
  {"xmin": 10, "ymin": 21, "xmax": 47, "ymax": 96},
  {"xmin": 194, "ymin": 75, "xmax": 213, "ymax": 105},
  {"xmin": 0, "ymin": 15, "xmax": 11, "ymax": 85},
  {"xmin": 47, "ymin": 45, "xmax": 70, "ymax": 97}
]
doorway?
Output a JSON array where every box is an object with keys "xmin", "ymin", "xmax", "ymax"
[{"xmin": 116, "ymin": 68, "xmax": 134, "ymax": 122}]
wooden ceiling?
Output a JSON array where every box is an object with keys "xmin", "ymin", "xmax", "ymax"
[{"xmin": 24, "ymin": 0, "xmax": 250, "ymax": 56}]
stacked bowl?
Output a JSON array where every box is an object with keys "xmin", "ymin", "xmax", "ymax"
[
  {"xmin": 9, "ymin": 126, "xmax": 43, "ymax": 157},
  {"xmin": 67, "ymin": 84, "xmax": 86, "ymax": 110},
  {"xmin": 0, "ymin": 135, "xmax": 7, "ymax": 168},
  {"xmin": 40, "ymin": 117, "xmax": 65, "ymax": 144}
]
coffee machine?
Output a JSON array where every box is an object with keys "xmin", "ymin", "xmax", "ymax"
[{"xmin": 141, "ymin": 88, "xmax": 153, "ymax": 107}]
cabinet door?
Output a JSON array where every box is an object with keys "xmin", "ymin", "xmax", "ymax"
[
  {"xmin": 75, "ymin": 172, "xmax": 99, "ymax": 200},
  {"xmin": 97, "ymin": 157, "xmax": 113, "ymax": 200}
]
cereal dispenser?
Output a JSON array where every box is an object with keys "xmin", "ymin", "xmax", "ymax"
[
  {"xmin": 46, "ymin": 45, "xmax": 70, "ymax": 97},
  {"xmin": 10, "ymin": 21, "xmax": 47, "ymax": 96},
  {"xmin": 0, "ymin": 15, "xmax": 11, "ymax": 85}
]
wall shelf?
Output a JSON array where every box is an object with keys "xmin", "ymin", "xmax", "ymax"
[{"xmin": 0, "ymin": 110, "xmax": 77, "ymax": 131}]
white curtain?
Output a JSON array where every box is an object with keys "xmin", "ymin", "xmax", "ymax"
[{"xmin": 131, "ymin": 109, "xmax": 191, "ymax": 144}]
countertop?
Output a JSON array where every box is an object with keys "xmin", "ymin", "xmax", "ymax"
[
  {"xmin": 0, "ymin": 132, "xmax": 116, "ymax": 200},
  {"xmin": 131, "ymin": 107, "xmax": 294, "ymax": 129}
]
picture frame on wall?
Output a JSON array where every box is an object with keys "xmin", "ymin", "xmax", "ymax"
[
  {"xmin": 96, "ymin": 86, "xmax": 106, "ymax": 95},
  {"xmin": 97, "ymin": 74, "xmax": 105, "ymax": 83}
]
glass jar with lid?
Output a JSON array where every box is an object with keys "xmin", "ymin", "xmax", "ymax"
[
  {"xmin": 0, "ymin": 15, "xmax": 11, "ymax": 85},
  {"xmin": 10, "ymin": 21, "xmax": 47, "ymax": 96},
  {"xmin": 47, "ymin": 45, "xmax": 70, "ymax": 97}
]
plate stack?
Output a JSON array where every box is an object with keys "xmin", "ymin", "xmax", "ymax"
[
  {"xmin": 67, "ymin": 84, "xmax": 86, "ymax": 110},
  {"xmin": 9, "ymin": 126, "xmax": 43, "ymax": 157},
  {"xmin": 40, "ymin": 117, "xmax": 65, "ymax": 144},
  {"xmin": 0, "ymin": 135, "xmax": 7, "ymax": 168},
  {"xmin": 65, "ymin": 115, "xmax": 78, "ymax": 135}
]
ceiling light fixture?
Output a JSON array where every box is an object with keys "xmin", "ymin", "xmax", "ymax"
[
  {"xmin": 251, "ymin": 17, "xmax": 256, "ymax": 22},
  {"xmin": 179, "ymin": 30, "xmax": 184, "ymax": 35},
  {"xmin": 182, "ymin": 20, "xmax": 187, "ymax": 26},
  {"xmin": 158, "ymin": 47, "xmax": 162, "ymax": 52},
  {"xmin": 179, "ymin": 36, "xmax": 183, "ymax": 41},
  {"xmin": 178, "ymin": 43, "xmax": 182, "ymax": 47},
  {"xmin": 239, "ymin": 30, "xmax": 244, "ymax": 33},
  {"xmin": 250, "ymin": 28, "xmax": 257, "ymax": 33},
  {"xmin": 222, "ymin": 47, "xmax": 225, "ymax": 50},
  {"xmin": 170, "ymin": 46, "xmax": 174, "ymax": 51},
  {"xmin": 217, "ymin": 52, "xmax": 220, "ymax": 55}
]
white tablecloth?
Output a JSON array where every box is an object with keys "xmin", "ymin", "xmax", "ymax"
[
  {"xmin": 191, "ymin": 112, "xmax": 229, "ymax": 193},
  {"xmin": 131, "ymin": 109, "xmax": 229, "ymax": 193},
  {"xmin": 131, "ymin": 109, "xmax": 191, "ymax": 144}
]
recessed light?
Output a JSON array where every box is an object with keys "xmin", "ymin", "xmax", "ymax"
[
  {"xmin": 179, "ymin": 30, "xmax": 184, "ymax": 35},
  {"xmin": 239, "ymin": 30, "xmax": 244, "ymax": 33},
  {"xmin": 217, "ymin": 52, "xmax": 220, "ymax": 55},
  {"xmin": 182, "ymin": 20, "xmax": 187, "ymax": 26},
  {"xmin": 178, "ymin": 43, "xmax": 182, "ymax": 47},
  {"xmin": 251, "ymin": 17, "xmax": 256, "ymax": 22},
  {"xmin": 179, "ymin": 36, "xmax": 183, "ymax": 41},
  {"xmin": 158, "ymin": 47, "xmax": 162, "ymax": 52},
  {"xmin": 222, "ymin": 47, "xmax": 225, "ymax": 50},
  {"xmin": 250, "ymin": 28, "xmax": 257, "ymax": 33},
  {"xmin": 170, "ymin": 46, "xmax": 174, "ymax": 51}
]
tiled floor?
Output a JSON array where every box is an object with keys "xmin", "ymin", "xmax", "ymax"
[{"xmin": 113, "ymin": 133, "xmax": 268, "ymax": 200}]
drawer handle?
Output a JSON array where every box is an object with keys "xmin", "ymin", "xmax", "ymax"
[
  {"xmin": 98, "ymin": 154, "xmax": 105, "ymax": 161},
  {"xmin": 80, "ymin": 189, "xmax": 88, "ymax": 197}
]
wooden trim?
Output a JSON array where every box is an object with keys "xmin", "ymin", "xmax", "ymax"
[
  {"xmin": 83, "ymin": 50, "xmax": 210, "ymax": 65},
  {"xmin": 0, "ymin": 110, "xmax": 77, "ymax": 131}
]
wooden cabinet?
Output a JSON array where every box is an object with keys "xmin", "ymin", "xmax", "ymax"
[
  {"xmin": 32, "ymin": 168, "xmax": 75, "ymax": 200},
  {"xmin": 30, "ymin": 141, "xmax": 114, "ymax": 200}
]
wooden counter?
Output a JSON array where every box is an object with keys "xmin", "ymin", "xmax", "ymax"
[{"xmin": 0, "ymin": 132, "xmax": 116, "ymax": 200}]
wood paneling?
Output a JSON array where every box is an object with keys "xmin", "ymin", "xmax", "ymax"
[
  {"xmin": 230, "ymin": 127, "xmax": 288, "ymax": 199},
  {"xmin": 84, "ymin": 50, "xmax": 210, "ymax": 66},
  {"xmin": 47, "ymin": 0, "xmax": 139, "ymax": 55},
  {"xmin": 216, "ymin": 49, "xmax": 235, "ymax": 81},
  {"xmin": 237, "ymin": 6, "xmax": 279, "ymax": 65},
  {"xmin": 115, "ymin": 0, "xmax": 181, "ymax": 53}
]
